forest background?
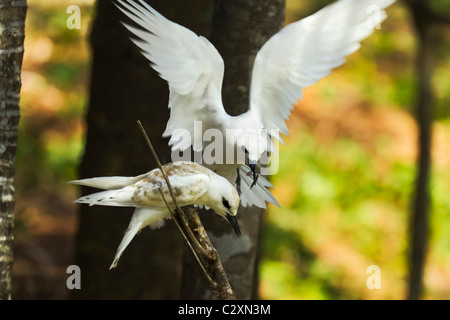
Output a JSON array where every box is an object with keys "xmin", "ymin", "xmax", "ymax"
[{"xmin": 11, "ymin": 0, "xmax": 450, "ymax": 299}]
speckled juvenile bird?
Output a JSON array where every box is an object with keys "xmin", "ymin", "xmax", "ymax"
[{"xmin": 69, "ymin": 161, "xmax": 240, "ymax": 269}]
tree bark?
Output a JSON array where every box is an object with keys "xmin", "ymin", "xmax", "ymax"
[
  {"xmin": 0, "ymin": 0, "xmax": 27, "ymax": 300},
  {"xmin": 179, "ymin": 0, "xmax": 286, "ymax": 300},
  {"xmin": 71, "ymin": 0, "xmax": 211, "ymax": 299},
  {"xmin": 184, "ymin": 208, "xmax": 236, "ymax": 300}
]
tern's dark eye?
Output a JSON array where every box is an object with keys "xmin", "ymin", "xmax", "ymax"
[{"xmin": 222, "ymin": 197, "xmax": 231, "ymax": 209}]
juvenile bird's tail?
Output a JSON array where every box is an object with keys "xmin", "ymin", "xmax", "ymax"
[
  {"xmin": 110, "ymin": 207, "xmax": 171, "ymax": 269},
  {"xmin": 69, "ymin": 174, "xmax": 147, "ymax": 190},
  {"xmin": 110, "ymin": 215, "xmax": 143, "ymax": 270},
  {"xmin": 73, "ymin": 188, "xmax": 135, "ymax": 207}
]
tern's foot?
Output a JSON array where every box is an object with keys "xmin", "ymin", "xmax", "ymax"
[{"xmin": 246, "ymin": 171, "xmax": 259, "ymax": 189}]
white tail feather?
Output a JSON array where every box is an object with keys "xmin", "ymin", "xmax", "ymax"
[
  {"xmin": 69, "ymin": 174, "xmax": 147, "ymax": 190},
  {"xmin": 110, "ymin": 218, "xmax": 143, "ymax": 269},
  {"xmin": 109, "ymin": 207, "xmax": 170, "ymax": 269},
  {"xmin": 74, "ymin": 188, "xmax": 135, "ymax": 207}
]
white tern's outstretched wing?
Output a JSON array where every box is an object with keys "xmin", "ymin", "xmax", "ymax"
[
  {"xmin": 115, "ymin": 0, "xmax": 228, "ymax": 151},
  {"xmin": 249, "ymin": 0, "xmax": 395, "ymax": 144}
]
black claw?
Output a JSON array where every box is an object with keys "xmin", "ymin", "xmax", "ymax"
[{"xmin": 250, "ymin": 173, "xmax": 259, "ymax": 189}]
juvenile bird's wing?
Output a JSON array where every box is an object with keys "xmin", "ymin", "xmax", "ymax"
[
  {"xmin": 115, "ymin": 0, "xmax": 228, "ymax": 152},
  {"xmin": 74, "ymin": 173, "xmax": 211, "ymax": 208},
  {"xmin": 249, "ymin": 0, "xmax": 395, "ymax": 144},
  {"xmin": 145, "ymin": 173, "xmax": 211, "ymax": 206}
]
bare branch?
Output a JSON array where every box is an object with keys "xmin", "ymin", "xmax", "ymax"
[
  {"xmin": 157, "ymin": 187, "xmax": 214, "ymax": 285},
  {"xmin": 185, "ymin": 207, "xmax": 235, "ymax": 300}
]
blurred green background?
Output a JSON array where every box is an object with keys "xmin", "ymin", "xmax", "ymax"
[{"xmin": 14, "ymin": 0, "xmax": 450, "ymax": 299}]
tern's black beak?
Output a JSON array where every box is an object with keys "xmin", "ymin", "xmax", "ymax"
[
  {"xmin": 249, "ymin": 163, "xmax": 258, "ymax": 189},
  {"xmin": 226, "ymin": 213, "xmax": 241, "ymax": 236}
]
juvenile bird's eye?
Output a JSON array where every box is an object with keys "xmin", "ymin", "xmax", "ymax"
[{"xmin": 222, "ymin": 197, "xmax": 231, "ymax": 209}]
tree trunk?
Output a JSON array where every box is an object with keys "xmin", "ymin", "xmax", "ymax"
[
  {"xmin": 179, "ymin": 0, "xmax": 286, "ymax": 300},
  {"xmin": 0, "ymin": 0, "xmax": 27, "ymax": 300},
  {"xmin": 405, "ymin": 0, "xmax": 436, "ymax": 300},
  {"xmin": 71, "ymin": 0, "xmax": 211, "ymax": 299}
]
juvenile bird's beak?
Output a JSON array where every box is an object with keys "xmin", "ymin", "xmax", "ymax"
[
  {"xmin": 226, "ymin": 213, "xmax": 241, "ymax": 236},
  {"xmin": 248, "ymin": 162, "xmax": 258, "ymax": 189}
]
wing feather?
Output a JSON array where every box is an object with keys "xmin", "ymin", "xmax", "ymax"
[
  {"xmin": 115, "ymin": 0, "xmax": 228, "ymax": 151},
  {"xmin": 249, "ymin": 0, "xmax": 395, "ymax": 142}
]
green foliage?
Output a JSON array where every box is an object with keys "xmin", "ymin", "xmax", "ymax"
[
  {"xmin": 261, "ymin": 129, "xmax": 414, "ymax": 299},
  {"xmin": 17, "ymin": 2, "xmax": 91, "ymax": 191}
]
